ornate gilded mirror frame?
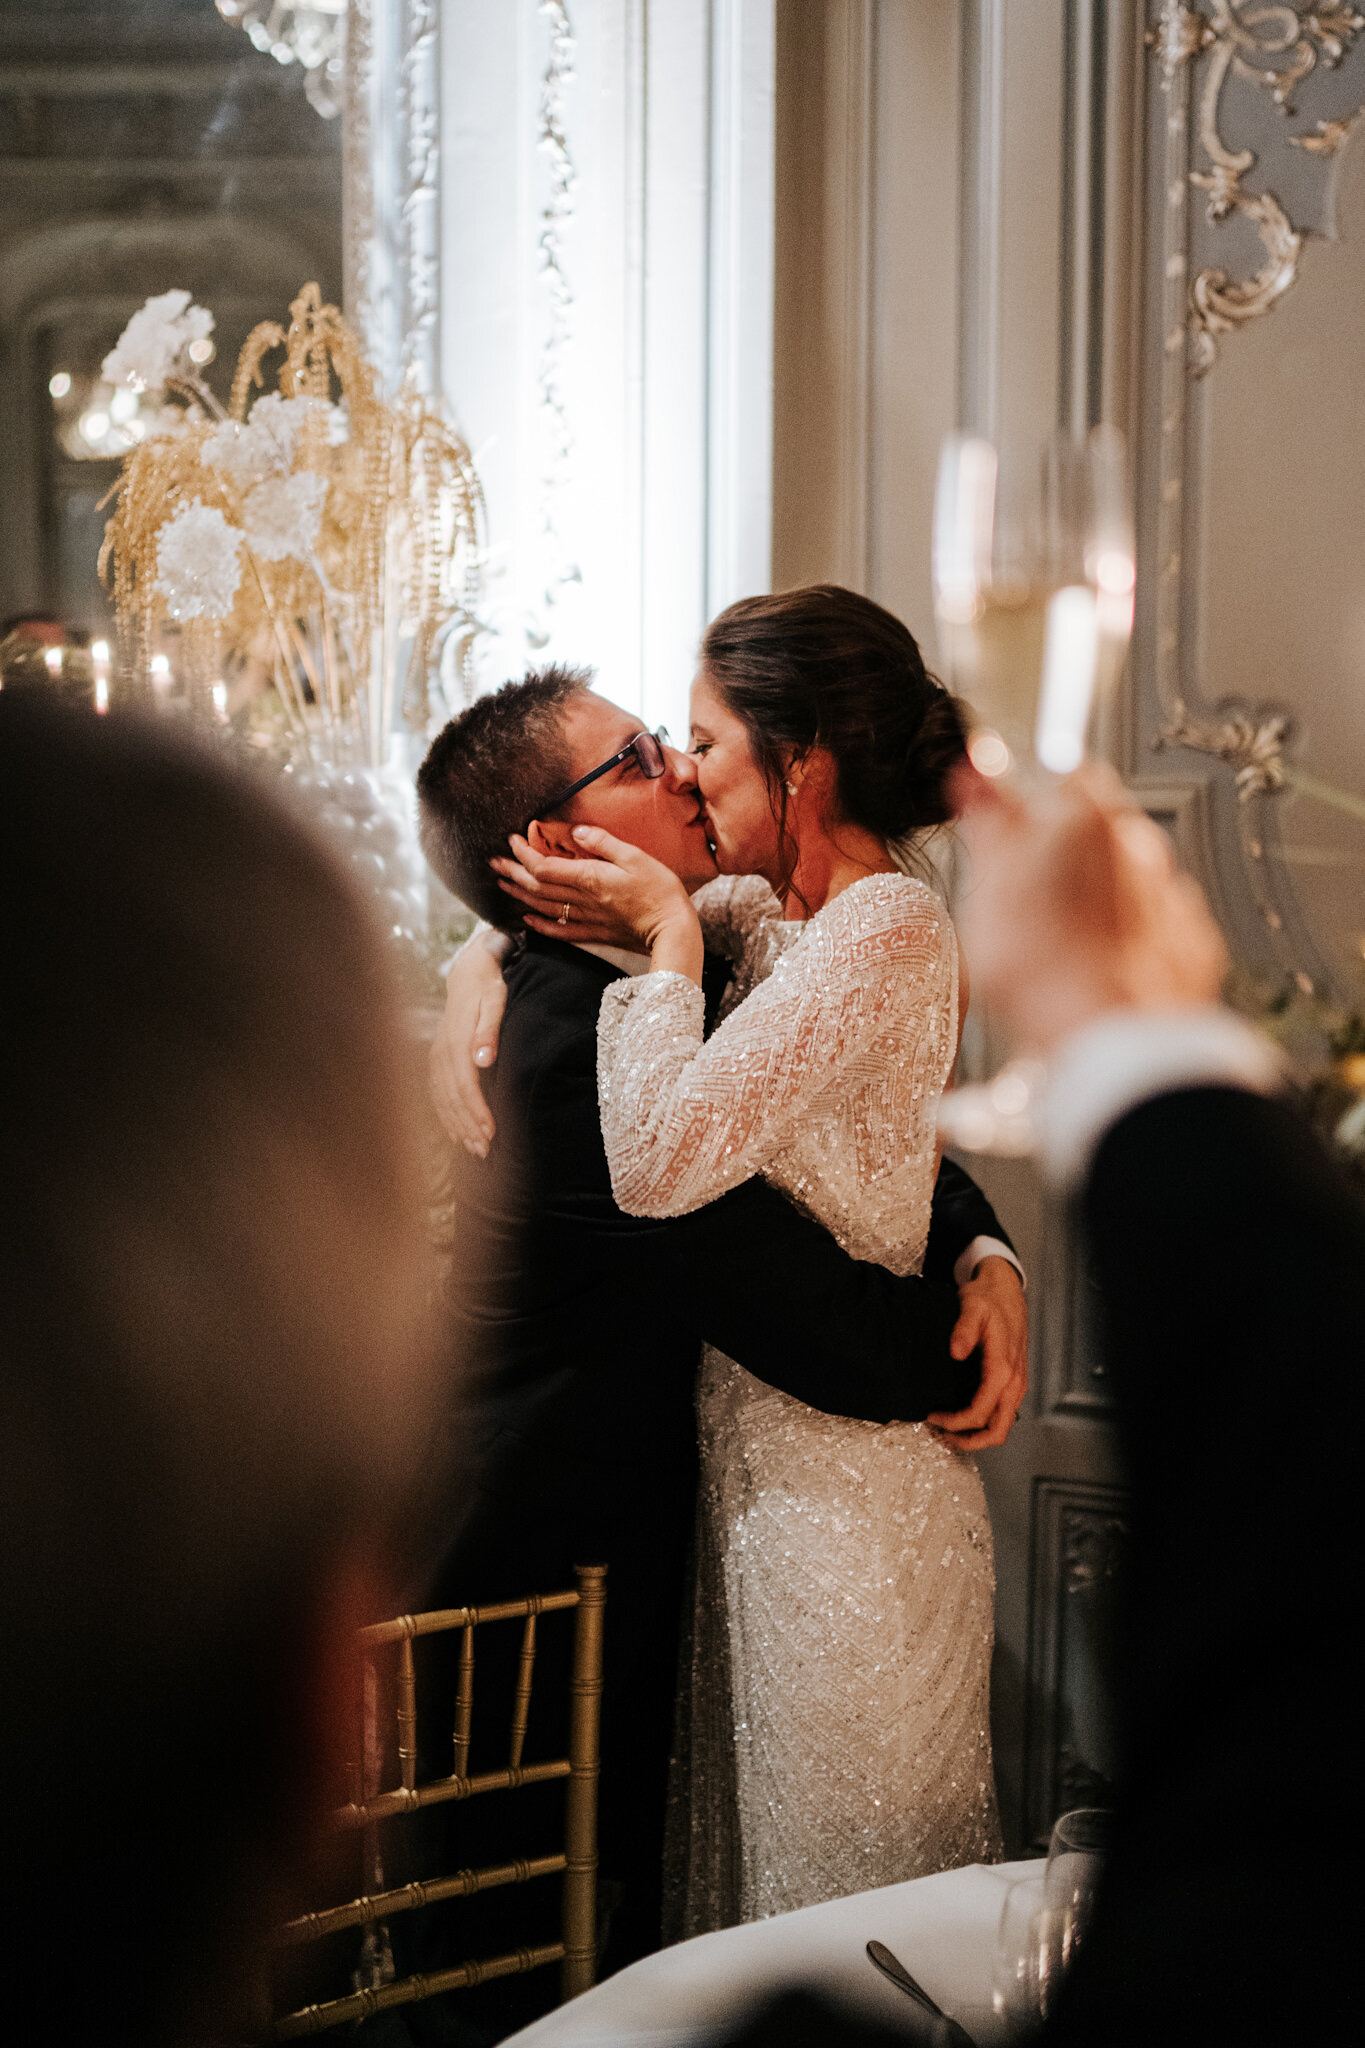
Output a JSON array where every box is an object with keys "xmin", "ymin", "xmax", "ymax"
[{"xmin": 341, "ymin": 0, "xmax": 440, "ymax": 398}]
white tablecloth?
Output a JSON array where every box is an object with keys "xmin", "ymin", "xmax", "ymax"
[{"xmin": 505, "ymin": 1859, "xmax": 1045, "ymax": 2047}]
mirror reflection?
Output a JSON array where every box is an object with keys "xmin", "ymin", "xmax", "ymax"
[{"xmin": 0, "ymin": 0, "xmax": 340, "ymax": 639}]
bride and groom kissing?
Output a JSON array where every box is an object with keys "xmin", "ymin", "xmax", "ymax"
[{"xmin": 406, "ymin": 585, "xmax": 1027, "ymax": 2037}]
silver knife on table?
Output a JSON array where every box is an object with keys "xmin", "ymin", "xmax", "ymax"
[{"xmin": 866, "ymin": 1941, "xmax": 978, "ymax": 2047}]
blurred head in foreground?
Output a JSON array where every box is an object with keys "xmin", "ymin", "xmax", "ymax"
[{"xmin": 0, "ymin": 697, "xmax": 438, "ymax": 2046}]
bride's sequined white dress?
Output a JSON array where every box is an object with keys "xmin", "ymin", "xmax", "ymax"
[{"xmin": 597, "ymin": 871, "xmax": 1002, "ymax": 1931}]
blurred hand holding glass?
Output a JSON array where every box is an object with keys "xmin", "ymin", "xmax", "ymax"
[
  {"xmin": 934, "ymin": 429, "xmax": 1134, "ymax": 1156},
  {"xmin": 932, "ymin": 428, "xmax": 1134, "ymax": 783}
]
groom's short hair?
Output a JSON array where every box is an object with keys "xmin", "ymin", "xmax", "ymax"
[{"xmin": 417, "ymin": 664, "xmax": 593, "ymax": 928}]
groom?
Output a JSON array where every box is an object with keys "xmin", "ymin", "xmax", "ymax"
[{"xmin": 406, "ymin": 665, "xmax": 1026, "ymax": 2033}]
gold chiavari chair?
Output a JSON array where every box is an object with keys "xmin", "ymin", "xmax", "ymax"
[{"xmin": 271, "ymin": 1563, "xmax": 607, "ymax": 2039}]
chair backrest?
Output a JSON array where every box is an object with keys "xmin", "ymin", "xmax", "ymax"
[{"xmin": 271, "ymin": 1562, "xmax": 607, "ymax": 2038}]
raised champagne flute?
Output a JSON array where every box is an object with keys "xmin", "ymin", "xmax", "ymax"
[{"xmin": 932, "ymin": 427, "xmax": 1134, "ymax": 1156}]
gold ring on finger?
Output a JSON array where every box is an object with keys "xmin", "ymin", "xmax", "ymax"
[{"xmin": 558, "ymin": 901, "xmax": 571, "ymax": 925}]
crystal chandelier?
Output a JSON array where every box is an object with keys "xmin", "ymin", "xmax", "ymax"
[{"xmin": 215, "ymin": 1, "xmax": 347, "ymax": 120}]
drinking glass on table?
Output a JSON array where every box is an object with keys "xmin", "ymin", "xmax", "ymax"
[
  {"xmin": 1044, "ymin": 1806, "xmax": 1113, "ymax": 1969},
  {"xmin": 932, "ymin": 427, "xmax": 1134, "ymax": 1157},
  {"xmin": 991, "ymin": 1877, "xmax": 1065, "ymax": 2034}
]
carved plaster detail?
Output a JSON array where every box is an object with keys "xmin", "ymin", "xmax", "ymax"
[
  {"xmin": 400, "ymin": 0, "xmax": 441, "ymax": 396},
  {"xmin": 1150, "ymin": 1, "xmax": 1216, "ymax": 88},
  {"xmin": 342, "ymin": 2, "xmax": 441, "ymax": 397},
  {"xmin": 1148, "ymin": 1, "xmax": 1365, "ymax": 373},
  {"xmin": 342, "ymin": 0, "xmax": 375, "ymax": 348},
  {"xmin": 1143, "ymin": 3, "xmax": 1359, "ymax": 997},
  {"xmin": 531, "ymin": 0, "xmax": 582, "ymax": 635},
  {"xmin": 1159, "ymin": 700, "xmax": 1293, "ymax": 799},
  {"xmin": 1186, "ymin": 184, "xmax": 1303, "ymax": 369},
  {"xmin": 1293, "ymin": 105, "xmax": 1365, "ymax": 147},
  {"xmin": 1025, "ymin": 1486, "xmax": 1129, "ymax": 1846},
  {"xmin": 1291, "ymin": 107, "xmax": 1365, "ymax": 145},
  {"xmin": 1061, "ymin": 1505, "xmax": 1128, "ymax": 1598}
]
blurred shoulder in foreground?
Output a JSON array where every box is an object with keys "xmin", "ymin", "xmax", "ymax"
[{"xmin": 0, "ymin": 696, "xmax": 443, "ymax": 2048}]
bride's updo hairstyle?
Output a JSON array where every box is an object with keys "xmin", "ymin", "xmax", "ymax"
[{"xmin": 700, "ymin": 584, "xmax": 967, "ymax": 881}]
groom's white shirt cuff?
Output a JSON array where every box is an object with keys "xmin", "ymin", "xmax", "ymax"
[
  {"xmin": 576, "ymin": 940, "xmax": 655, "ymax": 976},
  {"xmin": 1042, "ymin": 1006, "xmax": 1284, "ymax": 1190},
  {"xmin": 954, "ymin": 1237, "xmax": 1025, "ymax": 1290}
]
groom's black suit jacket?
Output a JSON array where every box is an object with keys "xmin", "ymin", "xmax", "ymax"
[{"xmin": 406, "ymin": 932, "xmax": 1013, "ymax": 2018}]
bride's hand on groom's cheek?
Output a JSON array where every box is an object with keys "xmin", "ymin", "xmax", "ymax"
[
  {"xmin": 927, "ymin": 1257, "xmax": 1028, "ymax": 1452},
  {"xmin": 489, "ymin": 830, "xmax": 632, "ymax": 946},
  {"xmin": 491, "ymin": 827, "xmax": 697, "ymax": 954}
]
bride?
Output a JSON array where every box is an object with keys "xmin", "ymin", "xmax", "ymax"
[{"xmin": 461, "ymin": 585, "xmax": 1003, "ymax": 1928}]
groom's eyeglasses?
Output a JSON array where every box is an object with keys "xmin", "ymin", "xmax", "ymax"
[{"xmin": 540, "ymin": 727, "xmax": 670, "ymax": 815}]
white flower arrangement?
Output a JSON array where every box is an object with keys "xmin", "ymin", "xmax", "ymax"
[
  {"xmin": 153, "ymin": 500, "xmax": 244, "ymax": 620},
  {"xmin": 102, "ymin": 289, "xmax": 215, "ymax": 397},
  {"xmin": 101, "ymin": 282, "xmax": 486, "ymax": 766},
  {"xmin": 201, "ymin": 392, "xmax": 320, "ymax": 490},
  {"xmin": 242, "ymin": 470, "xmax": 328, "ymax": 563}
]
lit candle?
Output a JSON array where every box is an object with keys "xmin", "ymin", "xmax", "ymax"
[
  {"xmin": 211, "ymin": 680, "xmax": 227, "ymax": 720},
  {"xmin": 91, "ymin": 639, "xmax": 110, "ymax": 714},
  {"xmin": 44, "ymin": 646, "xmax": 63, "ymax": 678},
  {"xmin": 150, "ymin": 653, "xmax": 171, "ymax": 691}
]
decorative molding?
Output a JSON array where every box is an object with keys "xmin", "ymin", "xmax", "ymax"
[
  {"xmin": 706, "ymin": 0, "xmax": 776, "ymax": 612},
  {"xmin": 1140, "ymin": 0, "xmax": 1358, "ymax": 997},
  {"xmin": 529, "ymin": 0, "xmax": 582, "ymax": 636},
  {"xmin": 959, "ymin": 0, "xmax": 1007, "ymax": 440},
  {"xmin": 1147, "ymin": 2, "xmax": 1365, "ymax": 375},
  {"xmin": 1024, "ymin": 1480, "xmax": 1129, "ymax": 1847},
  {"xmin": 1052, "ymin": 1254, "xmax": 1113, "ymax": 1417},
  {"xmin": 1292, "ymin": 109, "xmax": 1365, "ymax": 149},
  {"xmin": 342, "ymin": 0, "xmax": 440, "ymax": 397},
  {"xmin": 1061, "ymin": 1500, "xmax": 1127, "ymax": 1595},
  {"xmin": 400, "ymin": 0, "xmax": 441, "ymax": 397},
  {"xmin": 1149, "ymin": 0, "xmax": 1215, "ymax": 85},
  {"xmin": 830, "ymin": 0, "xmax": 874, "ymax": 590},
  {"xmin": 1061, "ymin": 1, "xmax": 1099, "ymax": 433},
  {"xmin": 1056, "ymin": 1746, "xmax": 1116, "ymax": 1814},
  {"xmin": 341, "ymin": 0, "xmax": 374, "ymax": 345},
  {"xmin": 1159, "ymin": 699, "xmax": 1292, "ymax": 798}
]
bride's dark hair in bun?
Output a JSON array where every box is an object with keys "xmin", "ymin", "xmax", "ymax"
[{"xmin": 700, "ymin": 585, "xmax": 967, "ymax": 875}]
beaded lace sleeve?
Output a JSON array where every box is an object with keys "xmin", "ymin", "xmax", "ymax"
[
  {"xmin": 597, "ymin": 872, "xmax": 958, "ymax": 1220},
  {"xmin": 689, "ymin": 872, "xmax": 783, "ymax": 968}
]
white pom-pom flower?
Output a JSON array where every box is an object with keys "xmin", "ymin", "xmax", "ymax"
[
  {"xmin": 154, "ymin": 501, "xmax": 243, "ymax": 620},
  {"xmin": 103, "ymin": 290, "xmax": 214, "ymax": 395},
  {"xmin": 242, "ymin": 471, "xmax": 328, "ymax": 562},
  {"xmin": 202, "ymin": 393, "xmax": 319, "ymax": 490}
]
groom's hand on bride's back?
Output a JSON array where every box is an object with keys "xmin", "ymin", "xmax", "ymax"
[
  {"xmin": 431, "ymin": 931, "xmax": 509, "ymax": 1156},
  {"xmin": 927, "ymin": 1256, "xmax": 1028, "ymax": 1450}
]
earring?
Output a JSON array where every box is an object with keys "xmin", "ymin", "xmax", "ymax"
[{"xmin": 785, "ymin": 780, "xmax": 798, "ymax": 796}]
